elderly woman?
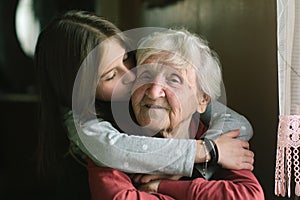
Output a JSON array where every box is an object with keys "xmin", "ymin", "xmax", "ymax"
[{"xmin": 88, "ymin": 28, "xmax": 264, "ymax": 200}]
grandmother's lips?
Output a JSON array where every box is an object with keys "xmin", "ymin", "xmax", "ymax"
[
  {"xmin": 145, "ymin": 104, "xmax": 163, "ymax": 109},
  {"xmin": 142, "ymin": 103, "xmax": 170, "ymax": 110}
]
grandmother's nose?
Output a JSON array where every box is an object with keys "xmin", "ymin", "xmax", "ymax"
[{"xmin": 145, "ymin": 83, "xmax": 166, "ymax": 99}]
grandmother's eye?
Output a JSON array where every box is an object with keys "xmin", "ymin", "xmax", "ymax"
[
  {"xmin": 137, "ymin": 71, "xmax": 152, "ymax": 82},
  {"xmin": 168, "ymin": 74, "xmax": 182, "ymax": 84}
]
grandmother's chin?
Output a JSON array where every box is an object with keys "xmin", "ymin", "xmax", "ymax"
[{"xmin": 136, "ymin": 118, "xmax": 170, "ymax": 136}]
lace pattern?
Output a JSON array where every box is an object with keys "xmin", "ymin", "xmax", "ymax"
[{"xmin": 275, "ymin": 115, "xmax": 300, "ymax": 197}]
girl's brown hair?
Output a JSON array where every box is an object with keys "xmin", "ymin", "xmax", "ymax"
[{"xmin": 35, "ymin": 10, "xmax": 121, "ymax": 175}]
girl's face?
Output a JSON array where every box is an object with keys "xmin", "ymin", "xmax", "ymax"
[{"xmin": 96, "ymin": 40, "xmax": 135, "ymax": 101}]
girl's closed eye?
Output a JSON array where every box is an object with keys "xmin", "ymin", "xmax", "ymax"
[{"xmin": 103, "ymin": 69, "xmax": 117, "ymax": 81}]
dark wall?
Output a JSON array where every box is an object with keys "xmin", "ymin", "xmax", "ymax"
[
  {"xmin": 0, "ymin": 0, "xmax": 95, "ymax": 199},
  {"xmin": 0, "ymin": 0, "xmax": 96, "ymax": 93},
  {"xmin": 0, "ymin": 0, "xmax": 34, "ymax": 93}
]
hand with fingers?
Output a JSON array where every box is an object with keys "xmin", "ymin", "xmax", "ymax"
[{"xmin": 214, "ymin": 130, "xmax": 254, "ymax": 171}]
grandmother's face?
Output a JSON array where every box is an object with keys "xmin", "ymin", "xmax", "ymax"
[{"xmin": 131, "ymin": 54, "xmax": 202, "ymax": 136}]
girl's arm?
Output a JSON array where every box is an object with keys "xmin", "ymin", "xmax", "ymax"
[
  {"xmin": 64, "ymin": 110, "xmax": 196, "ymax": 176},
  {"xmin": 196, "ymin": 101, "xmax": 254, "ymax": 179},
  {"xmin": 64, "ymin": 109, "xmax": 254, "ymax": 176},
  {"xmin": 200, "ymin": 101, "xmax": 253, "ymax": 141}
]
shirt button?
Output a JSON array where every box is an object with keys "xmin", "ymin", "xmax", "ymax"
[{"xmin": 142, "ymin": 144, "xmax": 148, "ymax": 150}]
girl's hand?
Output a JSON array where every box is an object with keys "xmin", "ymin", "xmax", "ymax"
[{"xmin": 215, "ymin": 130, "xmax": 254, "ymax": 171}]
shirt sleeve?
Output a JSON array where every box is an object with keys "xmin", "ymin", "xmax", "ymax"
[
  {"xmin": 64, "ymin": 111, "xmax": 196, "ymax": 176},
  {"xmin": 200, "ymin": 101, "xmax": 253, "ymax": 141},
  {"xmin": 158, "ymin": 169, "xmax": 265, "ymax": 200},
  {"xmin": 87, "ymin": 158, "xmax": 175, "ymax": 200}
]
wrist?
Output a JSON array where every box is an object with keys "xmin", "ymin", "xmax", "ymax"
[
  {"xmin": 195, "ymin": 140, "xmax": 211, "ymax": 163},
  {"xmin": 203, "ymin": 138, "xmax": 219, "ymax": 165}
]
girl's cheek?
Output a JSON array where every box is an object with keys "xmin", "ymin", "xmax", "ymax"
[{"xmin": 96, "ymin": 83, "xmax": 113, "ymax": 101}]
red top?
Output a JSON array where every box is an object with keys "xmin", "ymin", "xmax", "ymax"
[{"xmin": 87, "ymin": 120, "xmax": 264, "ymax": 200}]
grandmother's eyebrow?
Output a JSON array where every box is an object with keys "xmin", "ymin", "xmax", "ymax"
[{"xmin": 136, "ymin": 68, "xmax": 151, "ymax": 76}]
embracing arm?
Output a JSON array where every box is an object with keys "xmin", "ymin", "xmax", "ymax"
[
  {"xmin": 65, "ymin": 110, "xmax": 253, "ymax": 176},
  {"xmin": 64, "ymin": 111, "xmax": 196, "ymax": 176},
  {"xmin": 200, "ymin": 101, "xmax": 253, "ymax": 141},
  {"xmin": 158, "ymin": 169, "xmax": 264, "ymax": 200},
  {"xmin": 192, "ymin": 101, "xmax": 254, "ymax": 179}
]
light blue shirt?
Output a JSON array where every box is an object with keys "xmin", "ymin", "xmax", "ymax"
[{"xmin": 64, "ymin": 101, "xmax": 252, "ymax": 177}]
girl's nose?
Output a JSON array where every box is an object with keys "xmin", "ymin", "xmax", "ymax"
[{"xmin": 122, "ymin": 69, "xmax": 136, "ymax": 84}]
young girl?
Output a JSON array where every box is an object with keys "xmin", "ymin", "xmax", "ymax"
[{"xmin": 35, "ymin": 10, "xmax": 254, "ymax": 197}]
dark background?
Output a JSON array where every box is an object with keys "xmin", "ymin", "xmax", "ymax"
[{"xmin": 0, "ymin": 0, "xmax": 282, "ymax": 199}]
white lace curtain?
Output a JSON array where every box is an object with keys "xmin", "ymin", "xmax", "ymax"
[{"xmin": 275, "ymin": 0, "xmax": 300, "ymax": 197}]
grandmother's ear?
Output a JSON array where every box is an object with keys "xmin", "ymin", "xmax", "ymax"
[{"xmin": 197, "ymin": 93, "xmax": 210, "ymax": 113}]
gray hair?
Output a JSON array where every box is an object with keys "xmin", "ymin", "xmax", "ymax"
[{"xmin": 136, "ymin": 28, "xmax": 222, "ymax": 100}]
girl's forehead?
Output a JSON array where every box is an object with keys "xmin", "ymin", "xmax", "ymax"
[
  {"xmin": 102, "ymin": 38, "xmax": 125, "ymax": 53},
  {"xmin": 98, "ymin": 39, "xmax": 126, "ymax": 72}
]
